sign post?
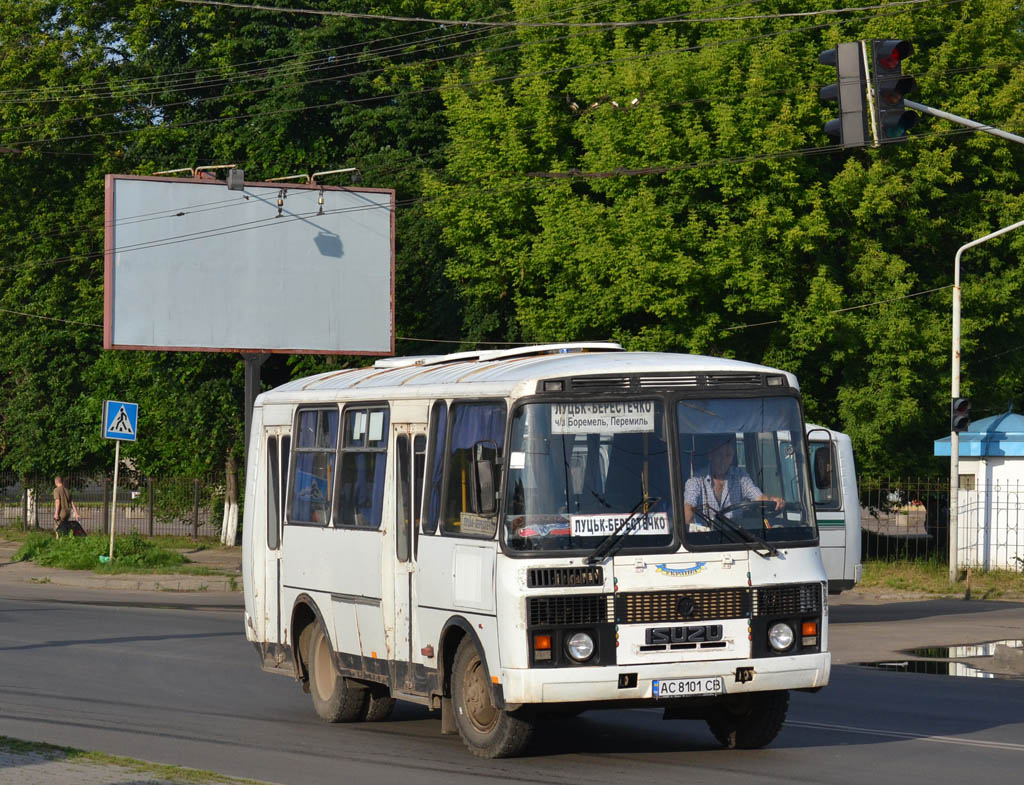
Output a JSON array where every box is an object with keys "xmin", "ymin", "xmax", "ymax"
[{"xmin": 102, "ymin": 400, "xmax": 139, "ymax": 561}]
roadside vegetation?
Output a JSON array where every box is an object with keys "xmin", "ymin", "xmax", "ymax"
[
  {"xmin": 860, "ymin": 560, "xmax": 1024, "ymax": 600},
  {"xmin": 4, "ymin": 528, "xmax": 230, "ymax": 575},
  {"xmin": 0, "ymin": 735, "xmax": 269, "ymax": 784}
]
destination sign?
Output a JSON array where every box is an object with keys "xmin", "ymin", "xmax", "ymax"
[{"xmin": 551, "ymin": 401, "xmax": 656, "ymax": 434}]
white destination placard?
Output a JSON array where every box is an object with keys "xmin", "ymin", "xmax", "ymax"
[
  {"xmin": 551, "ymin": 401, "xmax": 655, "ymax": 434},
  {"xmin": 571, "ymin": 512, "xmax": 670, "ymax": 537}
]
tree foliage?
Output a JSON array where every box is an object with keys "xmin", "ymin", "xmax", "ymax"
[
  {"xmin": 0, "ymin": 0, "xmax": 461, "ymax": 479},
  {"xmin": 423, "ymin": 0, "xmax": 1024, "ymax": 475},
  {"xmin": 0, "ymin": 1, "xmax": 1022, "ymax": 479}
]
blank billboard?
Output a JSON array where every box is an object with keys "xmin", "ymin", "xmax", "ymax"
[{"xmin": 104, "ymin": 175, "xmax": 394, "ymax": 355}]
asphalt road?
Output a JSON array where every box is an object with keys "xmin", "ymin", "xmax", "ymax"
[{"xmin": 0, "ymin": 594, "xmax": 1022, "ymax": 785}]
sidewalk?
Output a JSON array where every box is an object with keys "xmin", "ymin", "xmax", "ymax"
[
  {"xmin": 0, "ymin": 537, "xmax": 243, "ymax": 607},
  {"xmin": 0, "ymin": 747, "xmax": 255, "ymax": 785}
]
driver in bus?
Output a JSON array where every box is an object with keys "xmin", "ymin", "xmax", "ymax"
[{"xmin": 684, "ymin": 435, "xmax": 785, "ymax": 531}]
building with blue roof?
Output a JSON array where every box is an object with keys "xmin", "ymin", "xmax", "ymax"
[{"xmin": 934, "ymin": 409, "xmax": 1024, "ymax": 570}]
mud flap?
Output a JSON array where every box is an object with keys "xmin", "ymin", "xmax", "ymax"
[{"xmin": 441, "ymin": 697, "xmax": 457, "ymax": 735}]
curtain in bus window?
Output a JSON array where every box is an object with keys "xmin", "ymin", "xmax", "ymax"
[
  {"xmin": 267, "ymin": 436, "xmax": 280, "ymax": 549},
  {"xmin": 424, "ymin": 402, "xmax": 447, "ymax": 535},
  {"xmin": 442, "ymin": 402, "xmax": 506, "ymax": 534},
  {"xmin": 676, "ymin": 398, "xmax": 794, "ymax": 434}
]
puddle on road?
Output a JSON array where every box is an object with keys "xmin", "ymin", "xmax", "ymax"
[
  {"xmin": 905, "ymin": 640, "xmax": 1023, "ymax": 659},
  {"xmin": 857, "ymin": 639, "xmax": 1024, "ymax": 680}
]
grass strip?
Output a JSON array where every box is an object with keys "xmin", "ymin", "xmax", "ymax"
[
  {"xmin": 8, "ymin": 531, "xmax": 232, "ymax": 576},
  {"xmin": 861, "ymin": 559, "xmax": 1024, "ymax": 600},
  {"xmin": 0, "ymin": 735, "xmax": 272, "ymax": 784}
]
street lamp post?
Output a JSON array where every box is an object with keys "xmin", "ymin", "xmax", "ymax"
[{"xmin": 950, "ymin": 217, "xmax": 1024, "ymax": 582}]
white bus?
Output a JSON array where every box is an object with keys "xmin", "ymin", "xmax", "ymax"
[
  {"xmin": 242, "ymin": 343, "xmax": 831, "ymax": 758},
  {"xmin": 806, "ymin": 425, "xmax": 862, "ymax": 594}
]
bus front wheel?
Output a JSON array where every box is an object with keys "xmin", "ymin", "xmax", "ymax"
[
  {"xmin": 307, "ymin": 624, "xmax": 367, "ymax": 723},
  {"xmin": 705, "ymin": 689, "xmax": 789, "ymax": 749},
  {"xmin": 451, "ymin": 639, "xmax": 534, "ymax": 758}
]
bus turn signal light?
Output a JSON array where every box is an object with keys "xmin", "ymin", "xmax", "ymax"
[
  {"xmin": 533, "ymin": 633, "xmax": 552, "ymax": 661},
  {"xmin": 802, "ymin": 621, "xmax": 818, "ymax": 647}
]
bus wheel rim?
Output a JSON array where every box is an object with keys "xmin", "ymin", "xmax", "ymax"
[
  {"xmin": 314, "ymin": 635, "xmax": 335, "ymax": 701},
  {"xmin": 463, "ymin": 656, "xmax": 498, "ymax": 732}
]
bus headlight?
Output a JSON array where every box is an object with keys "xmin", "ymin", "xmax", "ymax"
[
  {"xmin": 768, "ymin": 622, "xmax": 794, "ymax": 652},
  {"xmin": 566, "ymin": 632, "xmax": 595, "ymax": 662}
]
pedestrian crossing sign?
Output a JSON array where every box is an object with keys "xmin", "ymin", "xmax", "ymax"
[{"xmin": 103, "ymin": 400, "xmax": 139, "ymax": 442}]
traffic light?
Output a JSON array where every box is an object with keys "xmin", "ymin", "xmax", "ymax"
[
  {"xmin": 819, "ymin": 42, "xmax": 869, "ymax": 148},
  {"xmin": 872, "ymin": 39, "xmax": 919, "ymax": 141},
  {"xmin": 951, "ymin": 397, "xmax": 971, "ymax": 432}
]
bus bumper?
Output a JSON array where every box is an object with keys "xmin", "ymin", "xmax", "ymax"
[{"xmin": 497, "ymin": 652, "xmax": 830, "ymax": 705}]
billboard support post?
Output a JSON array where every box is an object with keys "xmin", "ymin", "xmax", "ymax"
[{"xmin": 244, "ymin": 353, "xmax": 269, "ymax": 453}]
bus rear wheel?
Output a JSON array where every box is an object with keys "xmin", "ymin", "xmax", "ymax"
[
  {"xmin": 451, "ymin": 639, "xmax": 534, "ymax": 758},
  {"xmin": 307, "ymin": 623, "xmax": 367, "ymax": 723},
  {"xmin": 362, "ymin": 686, "xmax": 396, "ymax": 722},
  {"xmin": 705, "ymin": 690, "xmax": 789, "ymax": 749}
]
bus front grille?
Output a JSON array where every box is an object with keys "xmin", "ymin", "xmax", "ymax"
[
  {"xmin": 527, "ymin": 594, "xmax": 610, "ymax": 626},
  {"xmin": 753, "ymin": 583, "xmax": 822, "ymax": 616},
  {"xmin": 614, "ymin": 588, "xmax": 751, "ymax": 624},
  {"xmin": 527, "ymin": 566, "xmax": 604, "ymax": 588}
]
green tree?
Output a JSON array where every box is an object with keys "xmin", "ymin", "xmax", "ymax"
[
  {"xmin": 0, "ymin": 0, "xmax": 463, "ymax": 481},
  {"xmin": 424, "ymin": 0, "xmax": 1024, "ymax": 475}
]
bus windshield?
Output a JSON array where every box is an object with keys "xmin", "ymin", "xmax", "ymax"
[
  {"xmin": 678, "ymin": 396, "xmax": 816, "ymax": 548},
  {"xmin": 504, "ymin": 400, "xmax": 674, "ymax": 553}
]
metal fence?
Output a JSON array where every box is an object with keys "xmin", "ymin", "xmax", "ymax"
[
  {"xmin": 859, "ymin": 476, "xmax": 949, "ymax": 562},
  {"xmin": 859, "ymin": 476, "xmax": 1024, "ymax": 571},
  {"xmin": 0, "ymin": 472, "xmax": 223, "ymax": 538}
]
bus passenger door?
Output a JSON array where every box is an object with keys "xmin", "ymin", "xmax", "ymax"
[
  {"xmin": 393, "ymin": 425, "xmax": 427, "ymax": 692},
  {"xmin": 264, "ymin": 428, "xmax": 290, "ymax": 643}
]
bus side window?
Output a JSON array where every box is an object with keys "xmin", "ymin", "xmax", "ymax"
[
  {"xmin": 287, "ymin": 408, "xmax": 338, "ymax": 525},
  {"xmin": 413, "ymin": 434, "xmax": 426, "ymax": 556},
  {"xmin": 396, "ymin": 434, "xmax": 411, "ymax": 562},
  {"xmin": 422, "ymin": 401, "xmax": 447, "ymax": 535},
  {"xmin": 336, "ymin": 405, "xmax": 390, "ymax": 528},
  {"xmin": 281, "ymin": 435, "xmax": 291, "ymax": 508},
  {"xmin": 442, "ymin": 401, "xmax": 507, "ymax": 535}
]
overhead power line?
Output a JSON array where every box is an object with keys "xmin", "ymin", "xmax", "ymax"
[
  {"xmin": 1, "ymin": 1, "xmax": 978, "ymax": 149},
  {"xmin": 0, "ymin": 0, "xmax": 626, "ymax": 105},
  {"xmin": 0, "ymin": 18, "xmax": 852, "ymax": 149},
  {"xmin": 175, "ymin": 0, "xmax": 950, "ymax": 28}
]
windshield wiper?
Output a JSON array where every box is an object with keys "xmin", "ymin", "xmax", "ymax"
[
  {"xmin": 691, "ymin": 508, "xmax": 778, "ymax": 558},
  {"xmin": 586, "ymin": 495, "xmax": 661, "ymax": 565}
]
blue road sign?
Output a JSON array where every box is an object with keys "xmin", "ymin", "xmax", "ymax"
[{"xmin": 103, "ymin": 400, "xmax": 139, "ymax": 442}]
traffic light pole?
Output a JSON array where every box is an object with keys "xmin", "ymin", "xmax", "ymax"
[
  {"xmin": 905, "ymin": 100, "xmax": 1024, "ymax": 146},
  {"xmin": 949, "ymin": 218, "xmax": 1024, "ymax": 582}
]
